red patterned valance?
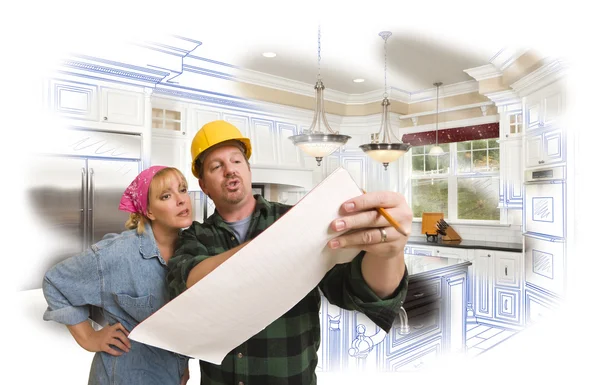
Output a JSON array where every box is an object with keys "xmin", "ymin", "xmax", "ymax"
[{"xmin": 401, "ymin": 122, "xmax": 499, "ymax": 146}]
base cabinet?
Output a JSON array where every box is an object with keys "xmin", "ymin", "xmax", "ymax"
[
  {"xmin": 524, "ymin": 284, "xmax": 559, "ymax": 326},
  {"xmin": 472, "ymin": 249, "xmax": 524, "ymax": 328},
  {"xmin": 318, "ymin": 259, "xmax": 470, "ymax": 373}
]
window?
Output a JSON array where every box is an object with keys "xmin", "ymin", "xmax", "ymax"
[
  {"xmin": 409, "ymin": 139, "xmax": 500, "ymax": 222},
  {"xmin": 152, "ymin": 108, "xmax": 182, "ymax": 132},
  {"xmin": 507, "ymin": 112, "xmax": 523, "ymax": 135}
]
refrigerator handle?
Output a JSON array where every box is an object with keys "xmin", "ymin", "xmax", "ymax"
[
  {"xmin": 89, "ymin": 168, "xmax": 95, "ymax": 245},
  {"xmin": 81, "ymin": 167, "xmax": 88, "ymax": 250}
]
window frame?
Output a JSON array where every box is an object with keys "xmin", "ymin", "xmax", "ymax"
[{"xmin": 407, "ymin": 141, "xmax": 506, "ymax": 225}]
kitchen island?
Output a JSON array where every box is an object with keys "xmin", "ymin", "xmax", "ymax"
[{"xmin": 317, "ymin": 254, "xmax": 472, "ymax": 373}]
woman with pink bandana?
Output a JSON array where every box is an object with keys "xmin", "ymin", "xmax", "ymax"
[{"xmin": 42, "ymin": 166, "xmax": 193, "ymax": 385}]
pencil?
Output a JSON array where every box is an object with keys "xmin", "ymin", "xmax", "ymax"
[{"xmin": 362, "ymin": 189, "xmax": 409, "ymax": 237}]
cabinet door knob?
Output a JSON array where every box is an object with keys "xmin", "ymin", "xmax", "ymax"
[
  {"xmin": 103, "ymin": 116, "xmax": 108, "ymax": 121},
  {"xmin": 539, "ymin": 160, "xmax": 545, "ymax": 164},
  {"xmin": 505, "ymin": 266, "xmax": 508, "ymax": 276},
  {"xmin": 487, "ymin": 254, "xmax": 491, "ymax": 258}
]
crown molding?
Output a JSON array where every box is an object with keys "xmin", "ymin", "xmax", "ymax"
[
  {"xmin": 485, "ymin": 89, "xmax": 522, "ymax": 106},
  {"xmin": 398, "ymin": 101, "xmax": 495, "ymax": 120},
  {"xmin": 233, "ymin": 65, "xmax": 479, "ymax": 105},
  {"xmin": 463, "ymin": 64, "xmax": 503, "ymax": 81},
  {"xmin": 407, "ymin": 81, "xmax": 480, "ymax": 103},
  {"xmin": 489, "ymin": 47, "xmax": 529, "ymax": 71},
  {"xmin": 510, "ymin": 58, "xmax": 569, "ymax": 97}
]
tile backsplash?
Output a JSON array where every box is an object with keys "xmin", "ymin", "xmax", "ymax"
[{"xmin": 410, "ymin": 217, "xmax": 523, "ymax": 244}]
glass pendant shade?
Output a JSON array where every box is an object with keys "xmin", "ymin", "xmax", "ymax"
[
  {"xmin": 428, "ymin": 145, "xmax": 445, "ymax": 156},
  {"xmin": 289, "ymin": 79, "xmax": 350, "ymax": 166}
]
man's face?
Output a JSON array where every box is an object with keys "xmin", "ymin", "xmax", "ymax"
[{"xmin": 198, "ymin": 144, "xmax": 252, "ymax": 207}]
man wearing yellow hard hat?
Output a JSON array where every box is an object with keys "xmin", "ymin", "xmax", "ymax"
[{"xmin": 168, "ymin": 120, "xmax": 411, "ymax": 384}]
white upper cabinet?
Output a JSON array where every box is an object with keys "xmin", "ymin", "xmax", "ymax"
[
  {"xmin": 524, "ymin": 127, "xmax": 565, "ymax": 168},
  {"xmin": 101, "ymin": 88, "xmax": 144, "ymax": 126},
  {"xmin": 48, "ymin": 79, "xmax": 145, "ymax": 130},
  {"xmin": 524, "ymin": 81, "xmax": 564, "ymax": 132},
  {"xmin": 48, "ymin": 79, "xmax": 99, "ymax": 121}
]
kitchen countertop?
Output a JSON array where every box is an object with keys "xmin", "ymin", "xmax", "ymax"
[
  {"xmin": 407, "ymin": 236, "xmax": 523, "ymax": 252},
  {"xmin": 405, "ymin": 254, "xmax": 471, "ymax": 279}
]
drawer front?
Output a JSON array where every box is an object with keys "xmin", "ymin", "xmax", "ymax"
[
  {"xmin": 405, "ymin": 277, "xmax": 442, "ymax": 308},
  {"xmin": 387, "ymin": 301, "xmax": 441, "ymax": 356},
  {"xmin": 525, "ymin": 287, "xmax": 558, "ymax": 326},
  {"xmin": 494, "ymin": 288, "xmax": 521, "ymax": 324},
  {"xmin": 411, "ymin": 246, "xmax": 435, "ymax": 256},
  {"xmin": 495, "ymin": 254, "xmax": 519, "ymax": 288},
  {"xmin": 386, "ymin": 336, "xmax": 443, "ymax": 372}
]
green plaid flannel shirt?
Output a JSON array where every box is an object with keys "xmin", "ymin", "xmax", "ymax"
[{"xmin": 167, "ymin": 195, "xmax": 409, "ymax": 385}]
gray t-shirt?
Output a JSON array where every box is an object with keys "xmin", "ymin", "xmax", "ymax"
[{"xmin": 224, "ymin": 215, "xmax": 252, "ymax": 243}]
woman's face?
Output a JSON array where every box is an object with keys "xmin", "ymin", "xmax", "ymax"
[{"xmin": 146, "ymin": 171, "xmax": 193, "ymax": 231}]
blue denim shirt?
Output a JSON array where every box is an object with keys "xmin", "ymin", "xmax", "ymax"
[{"xmin": 43, "ymin": 223, "xmax": 188, "ymax": 385}]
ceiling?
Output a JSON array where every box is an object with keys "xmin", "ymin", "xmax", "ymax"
[
  {"xmin": 27, "ymin": 0, "xmax": 574, "ymax": 99},
  {"xmin": 183, "ymin": 18, "xmax": 503, "ymax": 95}
]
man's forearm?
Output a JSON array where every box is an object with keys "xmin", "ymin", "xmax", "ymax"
[
  {"xmin": 186, "ymin": 242, "xmax": 248, "ymax": 288},
  {"xmin": 361, "ymin": 252, "xmax": 406, "ymax": 299}
]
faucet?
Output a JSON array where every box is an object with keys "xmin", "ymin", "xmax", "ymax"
[{"xmin": 396, "ymin": 307, "xmax": 410, "ymax": 335}]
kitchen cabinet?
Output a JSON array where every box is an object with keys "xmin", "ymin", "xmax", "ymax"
[
  {"xmin": 473, "ymin": 249, "xmax": 524, "ymax": 327},
  {"xmin": 499, "ymin": 137, "xmax": 523, "ymax": 208},
  {"xmin": 524, "ymin": 283, "xmax": 559, "ymax": 326},
  {"xmin": 474, "ymin": 250, "xmax": 494, "ymax": 319},
  {"xmin": 101, "ymin": 87, "xmax": 144, "ymax": 126},
  {"xmin": 250, "ymin": 118, "xmax": 279, "ymax": 166},
  {"xmin": 47, "ymin": 79, "xmax": 145, "ymax": 131},
  {"xmin": 150, "ymin": 133, "xmax": 196, "ymax": 190},
  {"xmin": 524, "ymin": 82, "xmax": 563, "ymax": 132},
  {"xmin": 48, "ymin": 79, "xmax": 99, "ymax": 121},
  {"xmin": 524, "ymin": 127, "xmax": 565, "ymax": 168}
]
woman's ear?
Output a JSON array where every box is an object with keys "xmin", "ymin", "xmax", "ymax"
[{"xmin": 146, "ymin": 208, "xmax": 156, "ymax": 221}]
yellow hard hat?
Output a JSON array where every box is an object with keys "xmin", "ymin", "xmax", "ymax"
[{"xmin": 190, "ymin": 120, "xmax": 252, "ymax": 178}]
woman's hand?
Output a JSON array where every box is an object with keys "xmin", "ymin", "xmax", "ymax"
[
  {"xmin": 180, "ymin": 366, "xmax": 190, "ymax": 385},
  {"xmin": 67, "ymin": 321, "xmax": 131, "ymax": 356}
]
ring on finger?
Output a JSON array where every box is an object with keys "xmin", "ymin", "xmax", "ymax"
[{"xmin": 379, "ymin": 228, "xmax": 387, "ymax": 243}]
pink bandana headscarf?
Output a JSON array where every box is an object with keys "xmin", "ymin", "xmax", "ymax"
[{"xmin": 119, "ymin": 166, "xmax": 167, "ymax": 216}]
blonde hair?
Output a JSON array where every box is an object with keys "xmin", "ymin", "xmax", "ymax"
[{"xmin": 124, "ymin": 167, "xmax": 188, "ymax": 234}]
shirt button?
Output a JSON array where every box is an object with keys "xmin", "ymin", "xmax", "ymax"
[
  {"xmin": 237, "ymin": 352, "xmax": 243, "ymax": 358},
  {"xmin": 231, "ymin": 236, "xmax": 235, "ymax": 241}
]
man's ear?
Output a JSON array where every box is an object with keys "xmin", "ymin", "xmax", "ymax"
[{"xmin": 198, "ymin": 178, "xmax": 210, "ymax": 199}]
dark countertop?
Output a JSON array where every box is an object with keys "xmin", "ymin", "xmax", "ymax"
[{"xmin": 407, "ymin": 236, "xmax": 523, "ymax": 252}]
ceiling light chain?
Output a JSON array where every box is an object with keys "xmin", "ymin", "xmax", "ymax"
[{"xmin": 317, "ymin": 24, "xmax": 321, "ymax": 81}]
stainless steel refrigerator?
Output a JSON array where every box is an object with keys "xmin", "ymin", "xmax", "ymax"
[{"xmin": 23, "ymin": 128, "xmax": 143, "ymax": 292}]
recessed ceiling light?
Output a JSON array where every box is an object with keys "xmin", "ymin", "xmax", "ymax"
[
  {"xmin": 353, "ymin": 78, "xmax": 365, "ymax": 83},
  {"xmin": 262, "ymin": 52, "xmax": 277, "ymax": 58}
]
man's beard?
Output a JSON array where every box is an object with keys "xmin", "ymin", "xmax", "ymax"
[{"xmin": 222, "ymin": 184, "xmax": 246, "ymax": 205}]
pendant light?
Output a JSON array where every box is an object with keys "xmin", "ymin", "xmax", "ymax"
[
  {"xmin": 289, "ymin": 25, "xmax": 351, "ymax": 166},
  {"xmin": 359, "ymin": 31, "xmax": 410, "ymax": 171},
  {"xmin": 429, "ymin": 82, "xmax": 445, "ymax": 156}
]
